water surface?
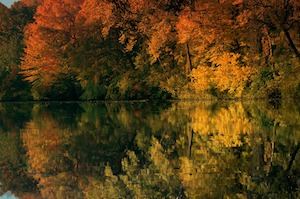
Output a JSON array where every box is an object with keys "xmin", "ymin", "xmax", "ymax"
[{"xmin": 0, "ymin": 101, "xmax": 299, "ymax": 198}]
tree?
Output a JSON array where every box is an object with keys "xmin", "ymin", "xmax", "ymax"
[
  {"xmin": 20, "ymin": 0, "xmax": 84, "ymax": 100},
  {"xmin": 234, "ymin": 0, "xmax": 300, "ymax": 60},
  {"xmin": 16, "ymin": 0, "xmax": 300, "ymax": 100},
  {"xmin": 0, "ymin": 2, "xmax": 34, "ymax": 100}
]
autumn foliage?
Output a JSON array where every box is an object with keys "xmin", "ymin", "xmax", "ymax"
[{"xmin": 0, "ymin": 0, "xmax": 300, "ymax": 100}]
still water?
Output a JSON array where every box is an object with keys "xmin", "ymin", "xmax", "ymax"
[{"xmin": 0, "ymin": 101, "xmax": 299, "ymax": 198}]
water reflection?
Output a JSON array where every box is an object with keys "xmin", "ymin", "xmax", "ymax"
[{"xmin": 0, "ymin": 101, "xmax": 299, "ymax": 198}]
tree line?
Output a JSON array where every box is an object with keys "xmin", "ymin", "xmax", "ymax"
[{"xmin": 0, "ymin": 0, "xmax": 300, "ymax": 100}]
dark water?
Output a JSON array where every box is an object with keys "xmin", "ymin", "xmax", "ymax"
[{"xmin": 0, "ymin": 101, "xmax": 299, "ymax": 199}]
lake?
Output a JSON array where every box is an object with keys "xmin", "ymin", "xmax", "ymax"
[{"xmin": 0, "ymin": 100, "xmax": 299, "ymax": 198}]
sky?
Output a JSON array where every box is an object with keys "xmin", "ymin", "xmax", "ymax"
[{"xmin": 0, "ymin": 0, "xmax": 17, "ymax": 8}]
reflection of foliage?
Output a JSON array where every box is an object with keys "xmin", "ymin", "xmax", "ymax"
[
  {"xmin": 1, "ymin": 101, "xmax": 299, "ymax": 198},
  {"xmin": 0, "ymin": 130, "xmax": 37, "ymax": 195},
  {"xmin": 20, "ymin": 102, "xmax": 175, "ymax": 198},
  {"xmin": 37, "ymin": 172, "xmax": 84, "ymax": 199},
  {"xmin": 0, "ymin": 103, "xmax": 38, "ymax": 196},
  {"xmin": 241, "ymin": 101, "xmax": 300, "ymax": 198},
  {"xmin": 189, "ymin": 102, "xmax": 253, "ymax": 148},
  {"xmin": 83, "ymin": 138, "xmax": 182, "ymax": 199},
  {"xmin": 21, "ymin": 104, "xmax": 83, "ymax": 198},
  {"xmin": 0, "ymin": 103, "xmax": 33, "ymax": 132},
  {"xmin": 179, "ymin": 101, "xmax": 300, "ymax": 198}
]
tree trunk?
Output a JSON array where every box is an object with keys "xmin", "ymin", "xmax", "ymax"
[
  {"xmin": 267, "ymin": 10, "xmax": 300, "ymax": 61},
  {"xmin": 185, "ymin": 42, "xmax": 192, "ymax": 75},
  {"xmin": 287, "ymin": 143, "xmax": 300, "ymax": 173},
  {"xmin": 188, "ymin": 129, "xmax": 194, "ymax": 159},
  {"xmin": 283, "ymin": 28, "xmax": 300, "ymax": 60}
]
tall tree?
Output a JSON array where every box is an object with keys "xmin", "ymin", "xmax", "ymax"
[
  {"xmin": 21, "ymin": 0, "xmax": 84, "ymax": 100},
  {"xmin": 0, "ymin": 2, "xmax": 34, "ymax": 100}
]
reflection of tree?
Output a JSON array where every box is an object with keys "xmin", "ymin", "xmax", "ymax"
[
  {"xmin": 70, "ymin": 102, "xmax": 142, "ymax": 173},
  {"xmin": 189, "ymin": 102, "xmax": 253, "ymax": 149},
  {"xmin": 83, "ymin": 101, "xmax": 300, "ymax": 198},
  {"xmin": 20, "ymin": 102, "xmax": 173, "ymax": 198},
  {"xmin": 178, "ymin": 102, "xmax": 248, "ymax": 197},
  {"xmin": 12, "ymin": 101, "xmax": 300, "ymax": 198},
  {"xmin": 82, "ymin": 138, "xmax": 183, "ymax": 199},
  {"xmin": 0, "ymin": 103, "xmax": 33, "ymax": 132},
  {"xmin": 178, "ymin": 101, "xmax": 300, "ymax": 198},
  {"xmin": 0, "ymin": 103, "xmax": 39, "ymax": 198},
  {"xmin": 0, "ymin": 129, "xmax": 39, "ymax": 197},
  {"xmin": 241, "ymin": 101, "xmax": 300, "ymax": 198},
  {"xmin": 22, "ymin": 105, "xmax": 83, "ymax": 199}
]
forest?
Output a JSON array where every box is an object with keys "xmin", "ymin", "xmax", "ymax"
[{"xmin": 0, "ymin": 0, "xmax": 300, "ymax": 101}]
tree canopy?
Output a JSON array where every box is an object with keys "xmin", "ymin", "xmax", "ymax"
[{"xmin": 0, "ymin": 0, "xmax": 299, "ymax": 100}]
